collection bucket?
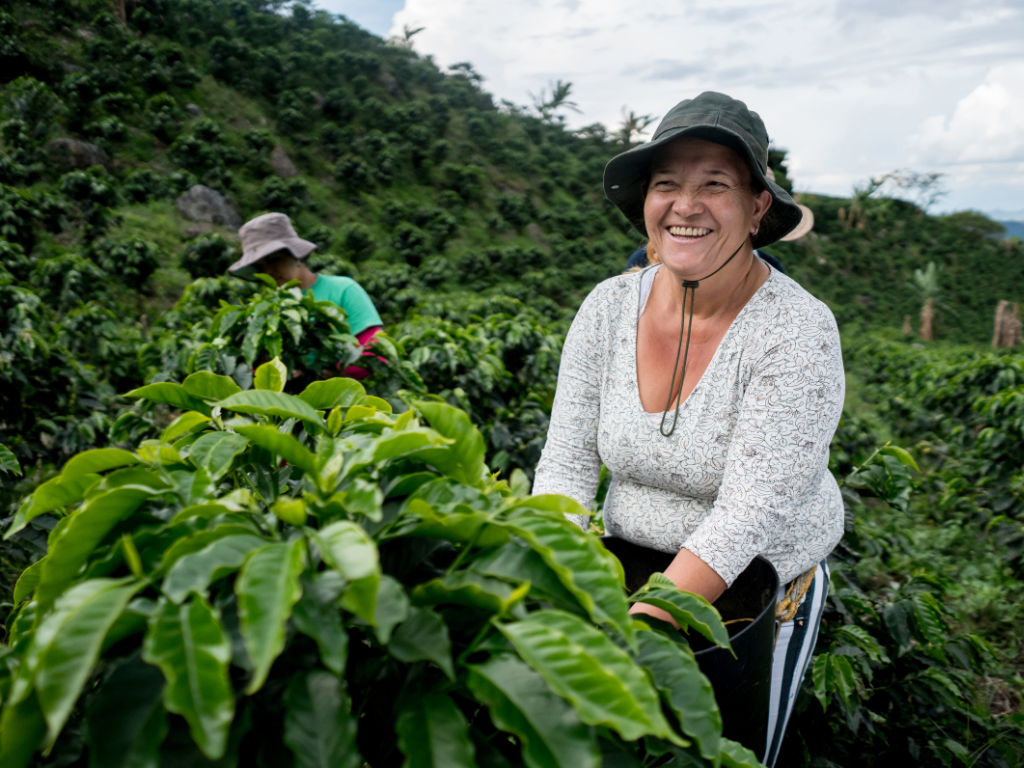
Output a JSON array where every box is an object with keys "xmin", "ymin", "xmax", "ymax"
[{"xmin": 601, "ymin": 536, "xmax": 780, "ymax": 758}]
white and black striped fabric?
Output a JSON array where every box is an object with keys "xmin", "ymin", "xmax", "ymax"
[{"xmin": 763, "ymin": 559, "xmax": 831, "ymax": 766}]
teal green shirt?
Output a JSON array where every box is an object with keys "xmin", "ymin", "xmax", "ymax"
[{"xmin": 307, "ymin": 275, "xmax": 382, "ymax": 335}]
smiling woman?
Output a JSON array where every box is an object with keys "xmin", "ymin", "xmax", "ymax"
[{"xmin": 533, "ymin": 92, "xmax": 844, "ymax": 766}]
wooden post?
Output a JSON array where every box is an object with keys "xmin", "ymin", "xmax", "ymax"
[
  {"xmin": 902, "ymin": 314, "xmax": 912, "ymax": 335},
  {"xmin": 1007, "ymin": 303, "xmax": 1022, "ymax": 347},
  {"xmin": 993, "ymin": 301, "xmax": 1022, "ymax": 348},
  {"xmin": 920, "ymin": 297, "xmax": 934, "ymax": 341},
  {"xmin": 993, "ymin": 301, "xmax": 1007, "ymax": 347}
]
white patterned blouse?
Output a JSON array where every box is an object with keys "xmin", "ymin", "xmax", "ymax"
[{"xmin": 532, "ymin": 264, "xmax": 845, "ymax": 586}]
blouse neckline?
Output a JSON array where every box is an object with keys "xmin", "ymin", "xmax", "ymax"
[{"xmin": 634, "ymin": 263, "xmax": 776, "ymax": 422}]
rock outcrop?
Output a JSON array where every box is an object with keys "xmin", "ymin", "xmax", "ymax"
[
  {"xmin": 270, "ymin": 145, "xmax": 298, "ymax": 178},
  {"xmin": 176, "ymin": 184, "xmax": 242, "ymax": 229},
  {"xmin": 44, "ymin": 138, "xmax": 110, "ymax": 171}
]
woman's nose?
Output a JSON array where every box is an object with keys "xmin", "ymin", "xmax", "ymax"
[{"xmin": 670, "ymin": 188, "xmax": 704, "ymax": 217}]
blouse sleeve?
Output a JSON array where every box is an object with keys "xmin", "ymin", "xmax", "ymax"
[
  {"xmin": 682, "ymin": 306, "xmax": 845, "ymax": 586},
  {"xmin": 531, "ymin": 284, "xmax": 612, "ymax": 530}
]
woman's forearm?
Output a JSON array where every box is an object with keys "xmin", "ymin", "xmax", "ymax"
[{"xmin": 628, "ymin": 547, "xmax": 726, "ymax": 627}]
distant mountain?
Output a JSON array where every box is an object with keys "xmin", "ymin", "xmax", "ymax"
[
  {"xmin": 988, "ymin": 209, "xmax": 1024, "ymax": 222},
  {"xmin": 1000, "ymin": 220, "xmax": 1024, "ymax": 240}
]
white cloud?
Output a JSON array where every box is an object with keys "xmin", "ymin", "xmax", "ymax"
[
  {"xmin": 909, "ymin": 63, "xmax": 1024, "ymax": 164},
  {"xmin": 380, "ymin": 0, "xmax": 1024, "ymax": 213}
]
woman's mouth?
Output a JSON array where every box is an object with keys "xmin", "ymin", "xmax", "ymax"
[{"xmin": 667, "ymin": 226, "xmax": 711, "ymax": 241}]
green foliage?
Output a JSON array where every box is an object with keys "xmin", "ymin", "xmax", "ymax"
[
  {"xmin": 179, "ymin": 233, "xmax": 239, "ymax": 280},
  {"xmin": 0, "ymin": 2, "xmax": 1021, "ymax": 765},
  {"xmin": 0, "ymin": 379, "xmax": 740, "ymax": 767}
]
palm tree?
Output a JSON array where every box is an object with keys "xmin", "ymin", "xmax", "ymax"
[
  {"xmin": 615, "ymin": 108, "xmax": 658, "ymax": 146},
  {"xmin": 530, "ymin": 80, "xmax": 581, "ymax": 123},
  {"xmin": 907, "ymin": 261, "xmax": 952, "ymax": 341}
]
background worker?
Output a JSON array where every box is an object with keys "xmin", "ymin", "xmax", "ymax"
[{"xmin": 228, "ymin": 212, "xmax": 383, "ymax": 379}]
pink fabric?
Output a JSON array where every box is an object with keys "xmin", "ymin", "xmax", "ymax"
[{"xmin": 341, "ymin": 325, "xmax": 386, "ymax": 380}]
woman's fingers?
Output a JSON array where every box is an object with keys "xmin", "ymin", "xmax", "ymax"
[{"xmin": 629, "ymin": 601, "xmax": 680, "ymax": 629}]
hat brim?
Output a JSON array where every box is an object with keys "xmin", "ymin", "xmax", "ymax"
[
  {"xmin": 778, "ymin": 204, "xmax": 814, "ymax": 242},
  {"xmin": 228, "ymin": 236, "xmax": 317, "ymax": 279},
  {"xmin": 603, "ymin": 124, "xmax": 803, "ymax": 249}
]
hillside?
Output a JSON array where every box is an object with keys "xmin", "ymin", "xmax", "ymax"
[{"xmin": 2, "ymin": 3, "xmax": 1024, "ymax": 767}]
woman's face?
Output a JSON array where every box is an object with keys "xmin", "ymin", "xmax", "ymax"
[
  {"xmin": 256, "ymin": 249, "xmax": 302, "ymax": 286},
  {"xmin": 643, "ymin": 137, "xmax": 771, "ymax": 279}
]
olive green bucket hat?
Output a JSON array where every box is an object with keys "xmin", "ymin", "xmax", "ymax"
[{"xmin": 603, "ymin": 91, "xmax": 802, "ymax": 249}]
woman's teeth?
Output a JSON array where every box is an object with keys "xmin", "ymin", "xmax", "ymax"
[{"xmin": 668, "ymin": 226, "xmax": 710, "ymax": 237}]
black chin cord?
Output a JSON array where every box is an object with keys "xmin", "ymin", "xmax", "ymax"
[{"xmin": 659, "ymin": 240, "xmax": 747, "ymax": 437}]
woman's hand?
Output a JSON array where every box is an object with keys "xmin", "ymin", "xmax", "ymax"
[{"xmin": 629, "ymin": 601, "xmax": 680, "ymax": 628}]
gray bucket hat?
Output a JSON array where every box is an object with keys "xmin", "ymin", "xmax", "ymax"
[
  {"xmin": 228, "ymin": 212, "xmax": 317, "ymax": 277},
  {"xmin": 603, "ymin": 91, "xmax": 802, "ymax": 249}
]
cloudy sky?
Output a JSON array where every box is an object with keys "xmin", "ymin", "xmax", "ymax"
[{"xmin": 319, "ymin": 0, "xmax": 1024, "ymax": 219}]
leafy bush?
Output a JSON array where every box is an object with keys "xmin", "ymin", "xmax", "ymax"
[
  {"xmin": 256, "ymin": 176, "xmax": 311, "ymax": 215},
  {"xmin": 122, "ymin": 168, "xmax": 168, "ymax": 204},
  {"xmin": 92, "ymin": 237, "xmax": 161, "ymax": 292},
  {"xmin": 179, "ymin": 233, "xmax": 239, "ymax": 280},
  {"xmin": 0, "ymin": 373, "xmax": 758, "ymax": 768}
]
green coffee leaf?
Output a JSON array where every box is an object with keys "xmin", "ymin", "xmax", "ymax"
[
  {"xmin": 254, "ymin": 357, "xmax": 288, "ymax": 392},
  {"xmin": 35, "ymin": 488, "xmax": 161, "ymax": 612},
  {"xmin": 162, "ymin": 534, "xmax": 267, "ymax": 604},
  {"xmin": 183, "ymin": 371, "xmax": 242, "ymax": 402},
  {"xmin": 299, "ymin": 378, "xmax": 366, "ymax": 410},
  {"xmin": 283, "ymin": 671, "xmax": 361, "ymax": 768},
  {"xmin": 501, "ymin": 503, "xmax": 632, "ymax": 641},
  {"xmin": 314, "ymin": 520, "xmax": 380, "ymax": 583},
  {"xmin": 189, "ymin": 432, "xmax": 250, "ymax": 482},
  {"xmin": 62, "ymin": 448, "xmax": 141, "ymax": 481},
  {"xmin": 412, "ymin": 572, "xmax": 529, "ymax": 616},
  {"xmin": 416, "ymin": 401, "xmax": 486, "ymax": 488},
  {"xmin": 467, "ymin": 654, "xmax": 601, "ymax": 768},
  {"xmin": 834, "ymin": 625, "xmax": 887, "ymax": 663},
  {"xmin": 497, "ymin": 610, "xmax": 677, "ymax": 743},
  {"xmin": 0, "ymin": 443, "xmax": 22, "ymax": 476},
  {"xmin": 161, "ymin": 411, "xmax": 213, "ymax": 443},
  {"xmin": 343, "ymin": 477, "xmax": 383, "ymax": 521},
  {"xmin": 630, "ymin": 579, "xmax": 731, "ymax": 652},
  {"xmin": 142, "ymin": 597, "xmax": 234, "ymax": 760},
  {"xmin": 84, "ymin": 654, "xmax": 168, "ymax": 768},
  {"xmin": 216, "ymin": 390, "xmax": 322, "ymax": 432},
  {"xmin": 879, "ymin": 444, "xmax": 919, "ymax": 471},
  {"xmin": 5, "ymin": 473, "xmax": 101, "ymax": 540},
  {"xmin": 13, "ymin": 558, "xmax": 45, "ymax": 603},
  {"xmin": 126, "ymin": 383, "xmax": 212, "ymax": 417},
  {"xmin": 291, "ymin": 576, "xmax": 348, "ymax": 676},
  {"xmin": 396, "ymin": 691, "xmax": 476, "ymax": 768},
  {"xmin": 273, "ymin": 496, "xmax": 307, "ymax": 526},
  {"xmin": 472, "ymin": 542, "xmax": 585, "ymax": 615},
  {"xmin": 402, "ymin": 498, "xmax": 509, "ymax": 548},
  {"xmin": 720, "ymin": 737, "xmax": 762, "ymax": 768},
  {"xmin": 813, "ymin": 653, "xmax": 856, "ymax": 710},
  {"xmin": 387, "ymin": 607, "xmax": 454, "ymax": 679},
  {"xmin": 635, "ymin": 629, "xmax": 720, "ymax": 760},
  {"xmin": 361, "ymin": 575, "xmax": 409, "ymax": 643},
  {"xmin": 0, "ymin": 693, "xmax": 47, "ymax": 768},
  {"xmin": 158, "ymin": 523, "xmax": 262, "ymax": 576},
  {"xmin": 236, "ymin": 539, "xmax": 306, "ymax": 693},
  {"xmin": 34, "ymin": 577, "xmax": 141, "ymax": 749},
  {"xmin": 912, "ymin": 592, "xmax": 947, "ymax": 643},
  {"xmin": 233, "ymin": 425, "xmax": 317, "ymax": 475}
]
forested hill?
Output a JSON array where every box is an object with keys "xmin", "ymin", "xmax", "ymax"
[
  {"xmin": 2, "ymin": 0, "xmax": 1022, "ymax": 478},
  {"xmin": 3, "ymin": 0, "xmax": 1020, "ymax": 340}
]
